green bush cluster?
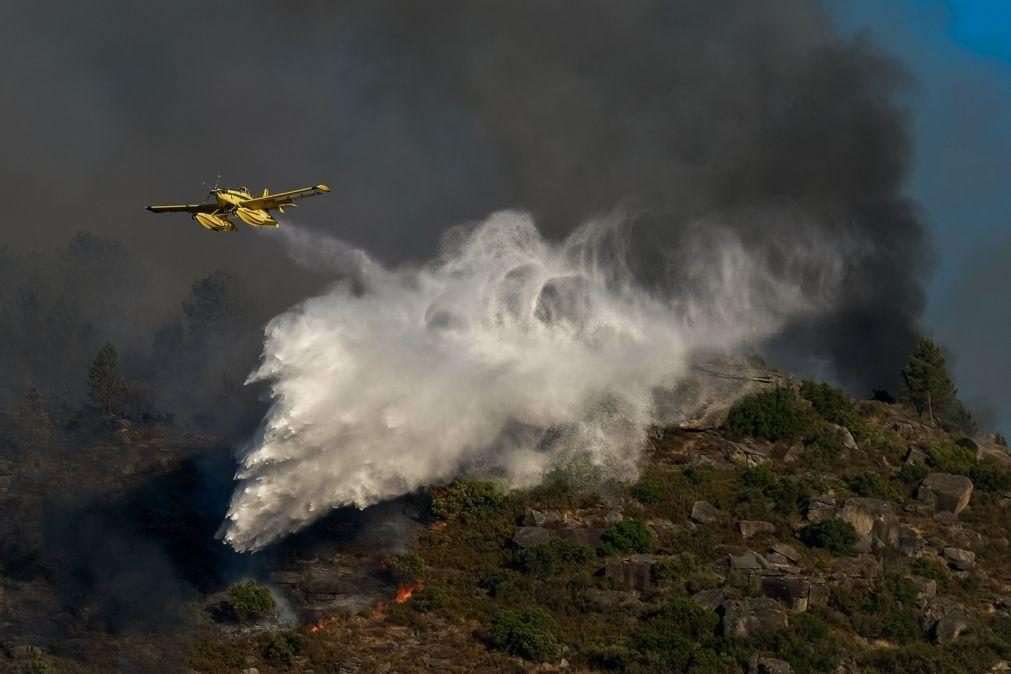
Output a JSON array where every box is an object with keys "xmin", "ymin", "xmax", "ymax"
[
  {"xmin": 798, "ymin": 518, "xmax": 859, "ymax": 555},
  {"xmin": 800, "ymin": 380, "xmax": 860, "ymax": 430},
  {"xmin": 630, "ymin": 599, "xmax": 728, "ymax": 671},
  {"xmin": 760, "ymin": 612, "xmax": 842, "ymax": 672},
  {"xmin": 897, "ymin": 462, "xmax": 931, "ymax": 494},
  {"xmin": 411, "ymin": 584, "xmax": 449, "ymax": 612},
  {"xmin": 927, "ymin": 442, "xmax": 977, "ymax": 474},
  {"xmin": 509, "ymin": 539, "xmax": 595, "ymax": 576},
  {"xmin": 488, "ymin": 607, "xmax": 562, "ymax": 662},
  {"xmin": 21, "ymin": 659, "xmax": 56, "ymax": 674},
  {"xmin": 630, "ymin": 478, "xmax": 666, "ymax": 505},
  {"xmin": 263, "ymin": 632, "xmax": 304, "ymax": 668},
  {"xmin": 969, "ymin": 459, "xmax": 1011, "ymax": 492},
  {"xmin": 391, "ymin": 550, "xmax": 426, "ymax": 582},
  {"xmin": 227, "ymin": 580, "xmax": 276, "ymax": 623},
  {"xmin": 919, "ymin": 442, "xmax": 1011, "ymax": 492},
  {"xmin": 430, "ymin": 480, "xmax": 505, "ymax": 523},
  {"xmin": 831, "ymin": 574, "xmax": 922, "ymax": 642},
  {"xmin": 478, "ymin": 569, "xmax": 515, "ymax": 598},
  {"xmin": 600, "ymin": 518, "xmax": 654, "ymax": 555},
  {"xmin": 738, "ymin": 465, "xmax": 810, "ymax": 517},
  {"xmin": 725, "ymin": 388, "xmax": 811, "ymax": 442},
  {"xmin": 844, "ymin": 472, "xmax": 903, "ymax": 501}
]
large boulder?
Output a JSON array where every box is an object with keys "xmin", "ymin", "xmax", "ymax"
[
  {"xmin": 691, "ymin": 501, "xmax": 720, "ymax": 524},
  {"xmin": 920, "ymin": 597, "xmax": 973, "ymax": 644},
  {"xmin": 943, "ymin": 546, "xmax": 976, "ymax": 571},
  {"xmin": 761, "ymin": 577, "xmax": 812, "ymax": 611},
  {"xmin": 721, "ymin": 597, "xmax": 788, "ymax": 637},
  {"xmin": 806, "ymin": 495, "xmax": 836, "ymax": 523},
  {"xmin": 739, "ymin": 520, "xmax": 775, "ymax": 539},
  {"xmin": 729, "ymin": 550, "xmax": 770, "ymax": 571},
  {"xmin": 554, "ymin": 527, "xmax": 606, "ymax": 548},
  {"xmin": 919, "ymin": 473, "xmax": 974, "ymax": 515},
  {"xmin": 512, "ymin": 526, "xmax": 553, "ymax": 548},
  {"xmin": 512, "ymin": 525, "xmax": 605, "ymax": 549},
  {"xmin": 692, "ymin": 588, "xmax": 727, "ymax": 612},
  {"xmin": 668, "ymin": 355, "xmax": 792, "ymax": 430},
  {"xmin": 725, "ymin": 441, "xmax": 772, "ymax": 467},
  {"xmin": 839, "ymin": 498, "xmax": 899, "ymax": 549},
  {"xmin": 957, "ymin": 436, "xmax": 1011, "ymax": 467},
  {"xmin": 522, "ymin": 508, "xmax": 565, "ymax": 527},
  {"xmin": 602, "ymin": 557, "xmax": 656, "ymax": 591}
]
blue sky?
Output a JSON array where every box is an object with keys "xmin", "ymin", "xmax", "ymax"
[{"xmin": 828, "ymin": 0, "xmax": 1011, "ymax": 432}]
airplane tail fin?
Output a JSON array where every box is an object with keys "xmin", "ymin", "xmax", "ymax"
[{"xmin": 262, "ymin": 188, "xmax": 269, "ymax": 197}]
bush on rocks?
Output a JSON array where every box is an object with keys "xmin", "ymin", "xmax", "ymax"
[
  {"xmin": 431, "ymin": 480, "xmax": 505, "ymax": 523},
  {"xmin": 798, "ymin": 519, "xmax": 860, "ymax": 555},
  {"xmin": 227, "ymin": 580, "xmax": 276, "ymax": 623},
  {"xmin": 488, "ymin": 607, "xmax": 562, "ymax": 662},
  {"xmin": 726, "ymin": 388, "xmax": 812, "ymax": 442},
  {"xmin": 601, "ymin": 518, "xmax": 653, "ymax": 555},
  {"xmin": 800, "ymin": 380, "xmax": 860, "ymax": 430}
]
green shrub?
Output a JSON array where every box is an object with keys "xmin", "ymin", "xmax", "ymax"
[
  {"xmin": 844, "ymin": 472, "xmax": 901, "ymax": 501},
  {"xmin": 833, "ymin": 574, "xmax": 923, "ymax": 643},
  {"xmin": 509, "ymin": 539, "xmax": 594, "ymax": 576},
  {"xmin": 411, "ymin": 584, "xmax": 449, "ymax": 612},
  {"xmin": 969, "ymin": 459, "xmax": 1011, "ymax": 492},
  {"xmin": 738, "ymin": 466, "xmax": 810, "ymax": 517},
  {"xmin": 488, "ymin": 607, "xmax": 562, "ymax": 662},
  {"xmin": 478, "ymin": 569, "xmax": 515, "ymax": 598},
  {"xmin": 430, "ymin": 480, "xmax": 504, "ymax": 523},
  {"xmin": 997, "ymin": 433, "xmax": 1008, "ymax": 448},
  {"xmin": 758, "ymin": 612, "xmax": 841, "ymax": 672},
  {"xmin": 601, "ymin": 518, "xmax": 654, "ymax": 555},
  {"xmin": 651, "ymin": 556, "xmax": 692, "ymax": 586},
  {"xmin": 798, "ymin": 519, "xmax": 859, "ymax": 555},
  {"xmin": 896, "ymin": 462, "xmax": 930, "ymax": 494},
  {"xmin": 227, "ymin": 580, "xmax": 276, "ymax": 623},
  {"xmin": 631, "ymin": 478, "xmax": 665, "ymax": 505},
  {"xmin": 263, "ymin": 632, "xmax": 303, "ymax": 668},
  {"xmin": 21, "ymin": 659, "xmax": 56, "ymax": 674},
  {"xmin": 390, "ymin": 550, "xmax": 426, "ymax": 581},
  {"xmin": 926, "ymin": 441, "xmax": 976, "ymax": 475},
  {"xmin": 630, "ymin": 599, "xmax": 725, "ymax": 671},
  {"xmin": 800, "ymin": 380, "xmax": 860, "ymax": 429},
  {"xmin": 725, "ymin": 388, "xmax": 812, "ymax": 441}
]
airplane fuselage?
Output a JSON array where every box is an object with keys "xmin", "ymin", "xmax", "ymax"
[
  {"xmin": 195, "ymin": 188, "xmax": 277, "ymax": 231},
  {"xmin": 147, "ymin": 183, "xmax": 328, "ymax": 232}
]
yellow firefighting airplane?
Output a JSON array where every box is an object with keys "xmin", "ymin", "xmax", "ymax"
[{"xmin": 146, "ymin": 182, "xmax": 330, "ymax": 231}]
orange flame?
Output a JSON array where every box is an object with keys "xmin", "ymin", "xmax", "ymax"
[
  {"xmin": 395, "ymin": 579, "xmax": 425, "ymax": 604},
  {"xmin": 309, "ymin": 615, "xmax": 339, "ymax": 633}
]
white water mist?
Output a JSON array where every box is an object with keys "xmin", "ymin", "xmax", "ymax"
[{"xmin": 221, "ymin": 210, "xmax": 848, "ymax": 551}]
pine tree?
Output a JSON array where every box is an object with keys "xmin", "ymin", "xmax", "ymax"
[
  {"xmin": 17, "ymin": 385, "xmax": 53, "ymax": 448},
  {"xmin": 899, "ymin": 337, "xmax": 976, "ymax": 433},
  {"xmin": 87, "ymin": 342, "xmax": 129, "ymax": 417}
]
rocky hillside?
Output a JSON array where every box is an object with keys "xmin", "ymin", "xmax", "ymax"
[{"xmin": 3, "ymin": 368, "xmax": 1011, "ymax": 673}]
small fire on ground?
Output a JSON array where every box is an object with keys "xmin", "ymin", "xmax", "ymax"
[
  {"xmin": 395, "ymin": 579, "xmax": 424, "ymax": 604},
  {"xmin": 309, "ymin": 615, "xmax": 339, "ymax": 633}
]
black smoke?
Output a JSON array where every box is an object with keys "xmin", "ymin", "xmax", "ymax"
[{"xmin": 0, "ymin": 0, "xmax": 929, "ymax": 401}]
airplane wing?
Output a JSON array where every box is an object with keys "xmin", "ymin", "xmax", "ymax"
[
  {"xmin": 241, "ymin": 184, "xmax": 330, "ymax": 211},
  {"xmin": 146, "ymin": 203, "xmax": 219, "ymax": 213}
]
